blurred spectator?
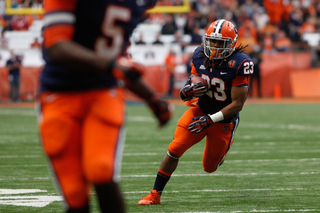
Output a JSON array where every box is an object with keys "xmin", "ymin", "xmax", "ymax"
[
  {"xmin": 223, "ymin": 1, "xmax": 239, "ymax": 24},
  {"xmin": 161, "ymin": 14, "xmax": 177, "ymax": 35},
  {"xmin": 148, "ymin": 13, "xmax": 165, "ymax": 25},
  {"xmin": 186, "ymin": 53, "xmax": 193, "ymax": 76},
  {"xmin": 263, "ymin": 0, "xmax": 283, "ymax": 27},
  {"xmin": 135, "ymin": 32, "xmax": 146, "ymax": 45},
  {"xmin": 22, "ymin": 0, "xmax": 33, "ymax": 8},
  {"xmin": 289, "ymin": 6, "xmax": 304, "ymax": 42},
  {"xmin": 274, "ymin": 30, "xmax": 292, "ymax": 52},
  {"xmin": 299, "ymin": 16, "xmax": 316, "ymax": 36},
  {"xmin": 262, "ymin": 30, "xmax": 275, "ymax": 53},
  {"xmin": 242, "ymin": 0, "xmax": 255, "ymax": 18},
  {"xmin": 183, "ymin": 17, "xmax": 197, "ymax": 35},
  {"xmin": 175, "ymin": 13, "xmax": 187, "ymax": 33},
  {"xmin": 172, "ymin": 30, "xmax": 187, "ymax": 52},
  {"xmin": 6, "ymin": 50, "xmax": 22, "ymax": 102},
  {"xmin": 0, "ymin": 31, "xmax": 8, "ymax": 49},
  {"xmin": 190, "ymin": 25, "xmax": 202, "ymax": 45},
  {"xmin": 0, "ymin": 14, "xmax": 5, "ymax": 29},
  {"xmin": 237, "ymin": 4, "xmax": 251, "ymax": 25},
  {"xmin": 165, "ymin": 49, "xmax": 177, "ymax": 97},
  {"xmin": 315, "ymin": 42, "xmax": 320, "ymax": 67},
  {"xmin": 193, "ymin": 10, "xmax": 209, "ymax": 29},
  {"xmin": 237, "ymin": 30, "xmax": 258, "ymax": 54},
  {"xmin": 22, "ymin": 0, "xmax": 41, "ymax": 8},
  {"xmin": 238, "ymin": 20, "xmax": 258, "ymax": 43},
  {"xmin": 11, "ymin": 0, "xmax": 19, "ymax": 8},
  {"xmin": 253, "ymin": 6, "xmax": 269, "ymax": 32},
  {"xmin": 152, "ymin": 32, "xmax": 164, "ymax": 45},
  {"xmin": 2, "ymin": 19, "xmax": 13, "ymax": 32},
  {"xmin": 30, "ymin": 37, "xmax": 41, "ymax": 48},
  {"xmin": 249, "ymin": 45, "xmax": 263, "ymax": 98},
  {"xmin": 11, "ymin": 15, "xmax": 30, "ymax": 31},
  {"xmin": 281, "ymin": 0, "xmax": 292, "ymax": 28}
]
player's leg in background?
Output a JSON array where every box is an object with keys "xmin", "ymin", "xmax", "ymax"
[
  {"xmin": 39, "ymin": 92, "xmax": 90, "ymax": 212},
  {"xmin": 148, "ymin": 106, "xmax": 206, "ymax": 196},
  {"xmin": 82, "ymin": 88, "xmax": 126, "ymax": 213},
  {"xmin": 202, "ymin": 118, "xmax": 239, "ymax": 173}
]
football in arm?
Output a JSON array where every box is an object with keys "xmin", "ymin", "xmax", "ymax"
[{"xmin": 191, "ymin": 76, "xmax": 208, "ymax": 89}]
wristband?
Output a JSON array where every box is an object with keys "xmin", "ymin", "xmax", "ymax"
[{"xmin": 209, "ymin": 111, "xmax": 224, "ymax": 123}]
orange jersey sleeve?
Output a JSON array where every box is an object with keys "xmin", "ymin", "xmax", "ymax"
[
  {"xmin": 190, "ymin": 64, "xmax": 199, "ymax": 75},
  {"xmin": 43, "ymin": 0, "xmax": 78, "ymax": 48},
  {"xmin": 232, "ymin": 75, "xmax": 248, "ymax": 86}
]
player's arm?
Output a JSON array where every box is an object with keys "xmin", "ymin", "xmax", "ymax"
[
  {"xmin": 112, "ymin": 58, "xmax": 173, "ymax": 127},
  {"xmin": 47, "ymin": 42, "xmax": 112, "ymax": 73},
  {"xmin": 188, "ymin": 84, "xmax": 248, "ymax": 134},
  {"xmin": 180, "ymin": 65, "xmax": 207, "ymax": 101},
  {"xmin": 220, "ymin": 85, "xmax": 248, "ymax": 119},
  {"xmin": 125, "ymin": 78, "xmax": 173, "ymax": 127}
]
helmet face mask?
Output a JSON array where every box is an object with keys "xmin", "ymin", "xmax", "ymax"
[{"xmin": 204, "ymin": 19, "xmax": 238, "ymax": 60}]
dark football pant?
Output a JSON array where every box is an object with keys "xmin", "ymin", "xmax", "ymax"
[{"xmin": 168, "ymin": 105, "xmax": 239, "ymax": 172}]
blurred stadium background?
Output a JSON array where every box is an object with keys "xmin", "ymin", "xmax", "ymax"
[{"xmin": 0, "ymin": 0, "xmax": 320, "ymax": 102}]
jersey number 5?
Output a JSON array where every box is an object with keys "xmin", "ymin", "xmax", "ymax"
[{"xmin": 95, "ymin": 5, "xmax": 131, "ymax": 59}]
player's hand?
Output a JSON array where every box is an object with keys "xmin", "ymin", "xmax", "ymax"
[
  {"xmin": 180, "ymin": 82, "xmax": 207, "ymax": 101},
  {"xmin": 147, "ymin": 94, "xmax": 174, "ymax": 127},
  {"xmin": 112, "ymin": 57, "xmax": 145, "ymax": 85},
  {"xmin": 188, "ymin": 116, "xmax": 213, "ymax": 134}
]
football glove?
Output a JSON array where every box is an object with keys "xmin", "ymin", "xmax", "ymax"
[
  {"xmin": 188, "ymin": 116, "xmax": 213, "ymax": 134},
  {"xmin": 112, "ymin": 57, "xmax": 145, "ymax": 85},
  {"xmin": 180, "ymin": 82, "xmax": 207, "ymax": 101},
  {"xmin": 147, "ymin": 94, "xmax": 173, "ymax": 127}
]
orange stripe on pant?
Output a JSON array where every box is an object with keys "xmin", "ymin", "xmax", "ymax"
[
  {"xmin": 168, "ymin": 105, "xmax": 238, "ymax": 173},
  {"xmin": 39, "ymin": 88, "xmax": 125, "ymax": 208}
]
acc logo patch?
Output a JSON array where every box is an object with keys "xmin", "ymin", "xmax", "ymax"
[{"xmin": 228, "ymin": 60, "xmax": 236, "ymax": 68}]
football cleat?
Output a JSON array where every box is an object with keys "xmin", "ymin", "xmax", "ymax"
[{"xmin": 137, "ymin": 190, "xmax": 161, "ymax": 205}]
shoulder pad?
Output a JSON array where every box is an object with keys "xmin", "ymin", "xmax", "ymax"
[{"xmin": 227, "ymin": 52, "xmax": 253, "ymax": 76}]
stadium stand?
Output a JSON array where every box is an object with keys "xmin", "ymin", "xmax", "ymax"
[{"xmin": 1, "ymin": 0, "xmax": 320, "ymax": 101}]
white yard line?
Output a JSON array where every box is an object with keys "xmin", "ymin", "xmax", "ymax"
[
  {"xmin": 241, "ymin": 123, "xmax": 320, "ymax": 132},
  {"xmin": 0, "ymin": 155, "xmax": 41, "ymax": 158},
  {"xmin": 121, "ymin": 171, "xmax": 319, "ymax": 178},
  {"xmin": 123, "ymin": 150, "xmax": 320, "ymax": 156},
  {"xmin": 0, "ymin": 158, "xmax": 319, "ymax": 168},
  {"xmin": 122, "ymin": 158, "xmax": 320, "ymax": 165},
  {"xmin": 174, "ymin": 210, "xmax": 320, "ymax": 213},
  {"xmin": 0, "ymin": 171, "xmax": 319, "ymax": 182},
  {"xmin": 124, "ymin": 187, "xmax": 320, "ymax": 194},
  {"xmin": 1, "ymin": 150, "xmax": 319, "ymax": 158}
]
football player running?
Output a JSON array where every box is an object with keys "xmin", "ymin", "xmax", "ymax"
[
  {"xmin": 38, "ymin": 0, "xmax": 172, "ymax": 213},
  {"xmin": 138, "ymin": 19, "xmax": 254, "ymax": 205}
]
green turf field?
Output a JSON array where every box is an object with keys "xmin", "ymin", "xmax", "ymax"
[{"xmin": 0, "ymin": 102, "xmax": 319, "ymax": 212}]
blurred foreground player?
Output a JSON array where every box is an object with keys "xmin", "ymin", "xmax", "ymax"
[
  {"xmin": 38, "ymin": 0, "xmax": 172, "ymax": 212},
  {"xmin": 138, "ymin": 19, "xmax": 253, "ymax": 205}
]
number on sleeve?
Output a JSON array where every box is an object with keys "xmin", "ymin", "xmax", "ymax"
[{"xmin": 243, "ymin": 61, "xmax": 254, "ymax": 74}]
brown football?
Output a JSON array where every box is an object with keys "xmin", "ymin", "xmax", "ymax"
[{"xmin": 191, "ymin": 76, "xmax": 208, "ymax": 89}]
